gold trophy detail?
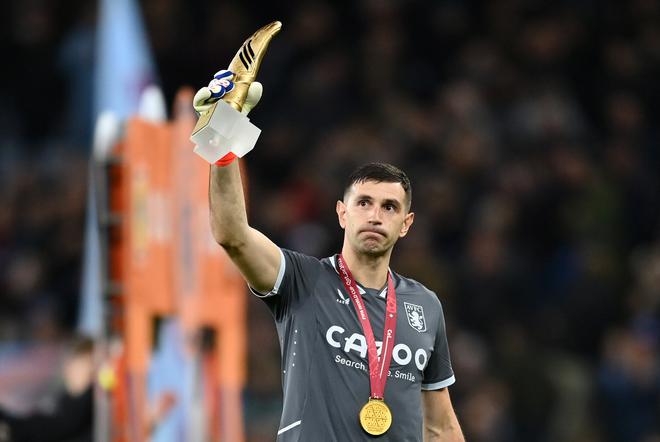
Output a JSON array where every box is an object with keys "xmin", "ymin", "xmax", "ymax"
[{"xmin": 190, "ymin": 21, "xmax": 282, "ymax": 163}]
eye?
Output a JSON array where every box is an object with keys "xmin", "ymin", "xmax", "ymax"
[
  {"xmin": 384, "ymin": 204, "xmax": 395, "ymax": 211},
  {"xmin": 358, "ymin": 200, "xmax": 369, "ymax": 207}
]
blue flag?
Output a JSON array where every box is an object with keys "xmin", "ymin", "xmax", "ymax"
[
  {"xmin": 78, "ymin": 0, "xmax": 157, "ymax": 337},
  {"xmin": 94, "ymin": 0, "xmax": 157, "ymax": 118}
]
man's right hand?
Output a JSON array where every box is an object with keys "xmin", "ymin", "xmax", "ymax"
[{"xmin": 193, "ymin": 70, "xmax": 263, "ymax": 116}]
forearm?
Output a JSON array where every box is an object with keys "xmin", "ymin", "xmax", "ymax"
[
  {"xmin": 422, "ymin": 389, "xmax": 464, "ymax": 442},
  {"xmin": 208, "ymin": 161, "xmax": 250, "ymax": 249},
  {"xmin": 424, "ymin": 416, "xmax": 464, "ymax": 442}
]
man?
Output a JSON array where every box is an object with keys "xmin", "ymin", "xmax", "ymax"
[{"xmin": 194, "ymin": 77, "xmax": 463, "ymax": 440}]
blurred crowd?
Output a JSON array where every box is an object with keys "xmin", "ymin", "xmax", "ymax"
[{"xmin": 1, "ymin": 0, "xmax": 660, "ymax": 441}]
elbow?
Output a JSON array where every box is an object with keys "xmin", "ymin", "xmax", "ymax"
[
  {"xmin": 212, "ymin": 230, "xmax": 244, "ymax": 251},
  {"xmin": 211, "ymin": 225, "xmax": 247, "ymax": 254},
  {"xmin": 216, "ymin": 237, "xmax": 246, "ymax": 255}
]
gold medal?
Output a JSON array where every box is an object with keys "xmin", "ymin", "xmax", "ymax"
[{"xmin": 359, "ymin": 398, "xmax": 392, "ymax": 435}]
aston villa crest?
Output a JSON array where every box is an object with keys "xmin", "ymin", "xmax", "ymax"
[{"xmin": 404, "ymin": 302, "xmax": 426, "ymax": 333}]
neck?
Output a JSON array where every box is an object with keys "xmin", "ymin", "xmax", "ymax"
[{"xmin": 340, "ymin": 244, "xmax": 392, "ymax": 289}]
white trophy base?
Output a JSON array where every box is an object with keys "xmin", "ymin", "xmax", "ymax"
[{"xmin": 191, "ymin": 100, "xmax": 261, "ymax": 164}]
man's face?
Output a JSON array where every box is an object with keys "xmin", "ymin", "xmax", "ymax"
[{"xmin": 336, "ymin": 180, "xmax": 414, "ymax": 256}]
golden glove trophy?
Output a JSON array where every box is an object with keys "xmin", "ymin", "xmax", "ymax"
[{"xmin": 191, "ymin": 21, "xmax": 282, "ymax": 163}]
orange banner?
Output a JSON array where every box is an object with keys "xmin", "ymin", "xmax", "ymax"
[
  {"xmin": 106, "ymin": 87, "xmax": 247, "ymax": 441},
  {"xmin": 122, "ymin": 118, "xmax": 175, "ymax": 318}
]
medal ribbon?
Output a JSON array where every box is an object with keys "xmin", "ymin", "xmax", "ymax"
[{"xmin": 337, "ymin": 254, "xmax": 397, "ymax": 399}]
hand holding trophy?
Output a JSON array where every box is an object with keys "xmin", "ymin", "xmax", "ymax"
[{"xmin": 191, "ymin": 21, "xmax": 282, "ymax": 165}]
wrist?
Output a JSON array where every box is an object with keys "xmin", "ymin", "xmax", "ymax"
[{"xmin": 214, "ymin": 152, "xmax": 237, "ymax": 167}]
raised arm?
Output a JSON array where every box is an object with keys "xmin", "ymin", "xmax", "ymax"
[
  {"xmin": 208, "ymin": 160, "xmax": 281, "ymax": 293},
  {"xmin": 192, "ymin": 22, "xmax": 283, "ymax": 293}
]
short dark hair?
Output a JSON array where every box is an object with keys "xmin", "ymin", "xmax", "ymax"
[{"xmin": 344, "ymin": 163, "xmax": 412, "ymax": 209}]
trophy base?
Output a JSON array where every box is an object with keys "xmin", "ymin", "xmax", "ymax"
[{"xmin": 190, "ymin": 100, "xmax": 261, "ymax": 164}]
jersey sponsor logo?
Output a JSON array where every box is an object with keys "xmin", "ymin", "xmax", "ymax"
[
  {"xmin": 404, "ymin": 302, "xmax": 426, "ymax": 333},
  {"xmin": 325, "ymin": 325, "xmax": 429, "ymax": 371},
  {"xmin": 336, "ymin": 288, "xmax": 350, "ymax": 305}
]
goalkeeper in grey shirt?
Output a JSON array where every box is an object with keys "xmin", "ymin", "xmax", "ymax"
[{"xmin": 192, "ymin": 22, "xmax": 464, "ymax": 442}]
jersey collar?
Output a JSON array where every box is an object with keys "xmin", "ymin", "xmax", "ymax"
[{"xmin": 330, "ymin": 255, "xmax": 390, "ymax": 299}]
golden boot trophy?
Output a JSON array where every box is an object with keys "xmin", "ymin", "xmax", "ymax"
[{"xmin": 191, "ymin": 21, "xmax": 281, "ymax": 163}]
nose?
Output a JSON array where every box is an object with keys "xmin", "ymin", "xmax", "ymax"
[{"xmin": 368, "ymin": 206, "xmax": 383, "ymax": 225}]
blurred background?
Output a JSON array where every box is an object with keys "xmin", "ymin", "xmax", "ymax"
[{"xmin": 1, "ymin": 0, "xmax": 660, "ymax": 441}]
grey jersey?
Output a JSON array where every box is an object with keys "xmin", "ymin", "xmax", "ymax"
[{"xmin": 254, "ymin": 249, "xmax": 455, "ymax": 441}]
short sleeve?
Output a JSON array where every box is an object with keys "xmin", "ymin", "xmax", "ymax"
[
  {"xmin": 421, "ymin": 301, "xmax": 455, "ymax": 390},
  {"xmin": 249, "ymin": 248, "xmax": 287, "ymax": 298},
  {"xmin": 252, "ymin": 248, "xmax": 322, "ymax": 321}
]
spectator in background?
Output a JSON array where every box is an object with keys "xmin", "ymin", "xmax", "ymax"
[
  {"xmin": 0, "ymin": 335, "xmax": 94, "ymax": 442},
  {"xmin": 597, "ymin": 324, "xmax": 660, "ymax": 442}
]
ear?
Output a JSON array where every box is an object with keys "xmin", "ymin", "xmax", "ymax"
[
  {"xmin": 399, "ymin": 211, "xmax": 415, "ymax": 238},
  {"xmin": 336, "ymin": 200, "xmax": 347, "ymax": 229}
]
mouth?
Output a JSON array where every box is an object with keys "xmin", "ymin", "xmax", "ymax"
[{"xmin": 359, "ymin": 228, "xmax": 387, "ymax": 238}]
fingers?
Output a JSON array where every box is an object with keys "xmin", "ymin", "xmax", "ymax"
[
  {"xmin": 193, "ymin": 87, "xmax": 214, "ymax": 115},
  {"xmin": 193, "ymin": 71, "xmax": 263, "ymax": 116},
  {"xmin": 209, "ymin": 70, "xmax": 235, "ymax": 99},
  {"xmin": 193, "ymin": 70, "xmax": 236, "ymax": 115},
  {"xmin": 241, "ymin": 82, "xmax": 263, "ymax": 115}
]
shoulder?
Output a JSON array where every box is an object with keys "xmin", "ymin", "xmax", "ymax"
[
  {"xmin": 281, "ymin": 248, "xmax": 322, "ymax": 267},
  {"xmin": 281, "ymin": 249, "xmax": 336, "ymax": 271},
  {"xmin": 278, "ymin": 249, "xmax": 337, "ymax": 285},
  {"xmin": 392, "ymin": 272, "xmax": 444, "ymax": 311}
]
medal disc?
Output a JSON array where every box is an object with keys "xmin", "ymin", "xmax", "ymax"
[{"xmin": 359, "ymin": 398, "xmax": 392, "ymax": 435}]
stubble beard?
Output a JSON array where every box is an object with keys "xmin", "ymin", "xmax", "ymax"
[{"xmin": 355, "ymin": 235, "xmax": 392, "ymax": 258}]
